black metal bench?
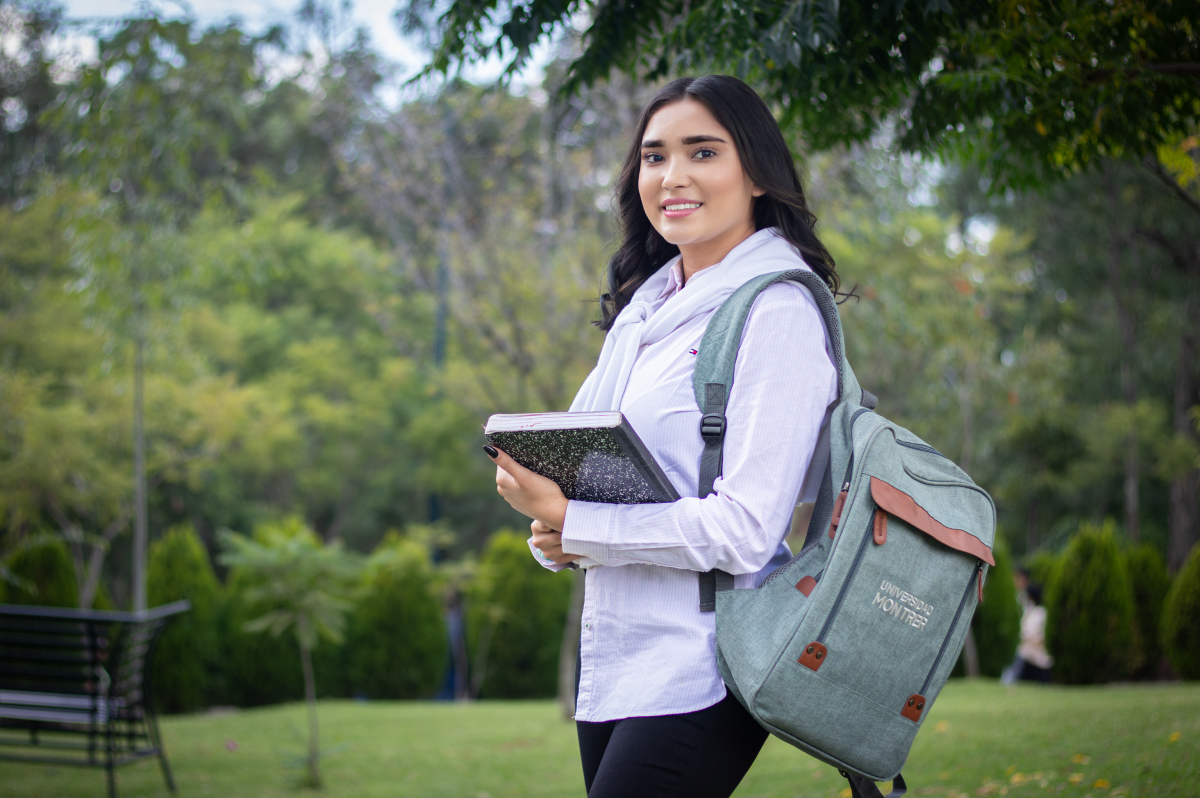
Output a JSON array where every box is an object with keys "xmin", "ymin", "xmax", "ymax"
[{"xmin": 0, "ymin": 600, "xmax": 190, "ymax": 797}]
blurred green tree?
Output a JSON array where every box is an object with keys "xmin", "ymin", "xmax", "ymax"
[
  {"xmin": 45, "ymin": 15, "xmax": 278, "ymax": 610},
  {"xmin": 346, "ymin": 532, "xmax": 447, "ymax": 699},
  {"xmin": 1045, "ymin": 519, "xmax": 1136, "ymax": 683},
  {"xmin": 146, "ymin": 524, "xmax": 222, "ymax": 712},
  {"xmin": 219, "ymin": 517, "xmax": 360, "ymax": 787},
  {"xmin": 1125, "ymin": 543, "xmax": 1172, "ymax": 680},
  {"xmin": 0, "ymin": 536, "xmax": 78, "ymax": 606},
  {"xmin": 1161, "ymin": 543, "xmax": 1200, "ymax": 679},
  {"xmin": 466, "ymin": 529, "xmax": 572, "ymax": 698},
  {"xmin": 971, "ymin": 538, "xmax": 1021, "ymax": 677}
]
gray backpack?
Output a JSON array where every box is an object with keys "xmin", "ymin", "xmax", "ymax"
[{"xmin": 693, "ymin": 270, "xmax": 997, "ymax": 798}]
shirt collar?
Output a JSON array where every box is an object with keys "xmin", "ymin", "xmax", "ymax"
[{"xmin": 656, "ymin": 256, "xmax": 723, "ymax": 302}]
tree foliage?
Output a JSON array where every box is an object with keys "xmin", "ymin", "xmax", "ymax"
[{"xmin": 409, "ymin": 0, "xmax": 1200, "ymax": 187}]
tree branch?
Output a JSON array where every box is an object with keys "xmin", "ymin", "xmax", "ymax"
[
  {"xmin": 1133, "ymin": 227, "xmax": 1197, "ymax": 278},
  {"xmin": 1141, "ymin": 155, "xmax": 1200, "ymax": 219},
  {"xmin": 1145, "ymin": 63, "xmax": 1200, "ymax": 77}
]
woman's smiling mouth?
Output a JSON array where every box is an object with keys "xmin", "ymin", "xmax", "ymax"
[{"xmin": 662, "ymin": 201, "xmax": 703, "ymax": 218}]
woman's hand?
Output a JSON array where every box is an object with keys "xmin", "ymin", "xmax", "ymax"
[
  {"xmin": 530, "ymin": 519, "xmax": 581, "ymax": 566},
  {"xmin": 485, "ymin": 445, "xmax": 572, "ymax": 542}
]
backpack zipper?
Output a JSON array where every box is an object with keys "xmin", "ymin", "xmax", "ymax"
[
  {"xmin": 918, "ymin": 561, "xmax": 983, "ymax": 695},
  {"xmin": 897, "ymin": 440, "xmax": 948, "ymax": 459},
  {"xmin": 816, "ymin": 509, "xmax": 876, "ymax": 642}
]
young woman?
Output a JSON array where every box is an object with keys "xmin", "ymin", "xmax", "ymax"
[{"xmin": 484, "ymin": 75, "xmax": 842, "ymax": 797}]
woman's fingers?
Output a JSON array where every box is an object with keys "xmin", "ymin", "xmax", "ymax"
[
  {"xmin": 483, "ymin": 445, "xmax": 569, "ymax": 531},
  {"xmin": 530, "ymin": 519, "xmax": 581, "ymax": 565},
  {"xmin": 484, "ymin": 445, "xmax": 528, "ymax": 480}
]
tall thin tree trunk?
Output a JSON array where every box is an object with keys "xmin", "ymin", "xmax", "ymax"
[
  {"xmin": 1169, "ymin": 289, "xmax": 1200, "ymax": 572},
  {"xmin": 1026, "ymin": 497, "xmax": 1039, "ymax": 554},
  {"xmin": 300, "ymin": 642, "xmax": 320, "ymax": 787},
  {"xmin": 557, "ymin": 568, "xmax": 585, "ymax": 719},
  {"xmin": 963, "ymin": 627, "xmax": 980, "ymax": 678},
  {"xmin": 1106, "ymin": 164, "xmax": 1140, "ymax": 542},
  {"xmin": 132, "ymin": 264, "xmax": 148, "ymax": 611}
]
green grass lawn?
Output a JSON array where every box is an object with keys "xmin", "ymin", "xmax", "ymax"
[{"xmin": 2, "ymin": 681, "xmax": 1196, "ymax": 797}]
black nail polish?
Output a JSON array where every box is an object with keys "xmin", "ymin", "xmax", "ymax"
[{"xmin": 483, "ymin": 445, "xmax": 498, "ymax": 458}]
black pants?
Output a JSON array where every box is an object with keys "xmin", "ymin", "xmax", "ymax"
[{"xmin": 576, "ymin": 691, "xmax": 769, "ymax": 797}]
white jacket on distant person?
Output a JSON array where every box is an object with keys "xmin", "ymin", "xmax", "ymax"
[{"xmin": 1017, "ymin": 602, "xmax": 1053, "ymax": 670}]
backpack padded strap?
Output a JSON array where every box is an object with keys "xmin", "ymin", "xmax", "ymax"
[
  {"xmin": 699, "ymin": 382, "xmax": 732, "ymax": 613},
  {"xmin": 693, "ymin": 269, "xmax": 851, "ymax": 612},
  {"xmin": 842, "ymin": 771, "xmax": 907, "ymax": 798}
]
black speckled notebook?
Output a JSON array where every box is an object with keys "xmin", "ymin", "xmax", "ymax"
[{"xmin": 484, "ymin": 412, "xmax": 681, "ymax": 504}]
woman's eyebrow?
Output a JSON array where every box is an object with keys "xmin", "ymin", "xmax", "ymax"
[{"xmin": 640, "ymin": 134, "xmax": 728, "ymax": 148}]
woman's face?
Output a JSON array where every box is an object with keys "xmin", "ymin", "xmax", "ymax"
[{"xmin": 638, "ymin": 98, "xmax": 763, "ymax": 272}]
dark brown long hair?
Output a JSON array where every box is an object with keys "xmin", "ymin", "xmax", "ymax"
[{"xmin": 597, "ymin": 75, "xmax": 839, "ymax": 330}]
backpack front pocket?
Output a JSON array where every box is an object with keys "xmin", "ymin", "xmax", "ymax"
[{"xmin": 791, "ymin": 483, "xmax": 987, "ymax": 719}]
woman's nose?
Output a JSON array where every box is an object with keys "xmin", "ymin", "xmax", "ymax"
[{"xmin": 661, "ymin": 156, "xmax": 690, "ymax": 188}]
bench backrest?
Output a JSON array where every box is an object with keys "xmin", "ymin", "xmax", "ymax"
[{"xmin": 0, "ymin": 601, "xmax": 189, "ymax": 724}]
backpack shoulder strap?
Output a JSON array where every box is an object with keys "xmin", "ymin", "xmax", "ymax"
[{"xmin": 694, "ymin": 269, "xmax": 868, "ymax": 612}]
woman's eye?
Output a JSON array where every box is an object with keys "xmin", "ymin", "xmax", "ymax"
[
  {"xmin": 694, "ymin": 148, "xmax": 717, "ymax": 159},
  {"xmin": 642, "ymin": 152, "xmax": 663, "ymax": 164}
]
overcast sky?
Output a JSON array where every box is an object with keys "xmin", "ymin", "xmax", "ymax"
[
  {"xmin": 56, "ymin": 0, "xmax": 544, "ymax": 88},
  {"xmin": 61, "ymin": 0, "xmax": 422, "ymax": 70}
]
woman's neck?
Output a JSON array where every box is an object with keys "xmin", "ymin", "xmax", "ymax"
[{"xmin": 678, "ymin": 224, "xmax": 758, "ymax": 284}]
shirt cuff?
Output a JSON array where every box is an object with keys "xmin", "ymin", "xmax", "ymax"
[
  {"xmin": 561, "ymin": 500, "xmax": 618, "ymax": 564},
  {"xmin": 527, "ymin": 536, "xmax": 572, "ymax": 572}
]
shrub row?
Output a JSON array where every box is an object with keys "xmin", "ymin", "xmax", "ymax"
[
  {"xmin": 2, "ymin": 524, "xmax": 573, "ymax": 712},
  {"xmin": 955, "ymin": 526, "xmax": 1196, "ymax": 683},
  {"xmin": 7, "ymin": 524, "xmax": 1197, "ymax": 701}
]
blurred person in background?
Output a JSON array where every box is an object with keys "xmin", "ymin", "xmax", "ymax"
[{"xmin": 1016, "ymin": 584, "xmax": 1053, "ymax": 683}]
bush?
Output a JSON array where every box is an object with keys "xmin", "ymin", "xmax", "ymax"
[
  {"xmin": 1024, "ymin": 549, "xmax": 1060, "ymax": 591},
  {"xmin": 971, "ymin": 538, "xmax": 1021, "ymax": 677},
  {"xmin": 466, "ymin": 529, "xmax": 573, "ymax": 698},
  {"xmin": 1125, "ymin": 544, "xmax": 1171, "ymax": 680},
  {"xmin": 345, "ymin": 534, "xmax": 447, "ymax": 699},
  {"xmin": 1162, "ymin": 543, "xmax": 1200, "ymax": 680},
  {"xmin": 1045, "ymin": 520, "xmax": 1136, "ymax": 684},
  {"xmin": 146, "ymin": 524, "xmax": 223, "ymax": 713},
  {"xmin": 0, "ymin": 537, "xmax": 78, "ymax": 607}
]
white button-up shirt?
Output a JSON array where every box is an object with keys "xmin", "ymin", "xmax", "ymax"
[{"xmin": 543, "ymin": 259, "xmax": 836, "ymax": 723}]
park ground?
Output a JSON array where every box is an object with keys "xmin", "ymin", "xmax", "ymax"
[{"xmin": 1, "ymin": 681, "xmax": 1196, "ymax": 797}]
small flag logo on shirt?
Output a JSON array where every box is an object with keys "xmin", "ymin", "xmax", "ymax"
[{"xmin": 688, "ymin": 349, "xmax": 698, "ymax": 356}]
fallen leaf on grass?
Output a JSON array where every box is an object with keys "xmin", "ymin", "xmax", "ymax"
[
  {"xmin": 935, "ymin": 720, "xmax": 950, "ymax": 733},
  {"xmin": 939, "ymin": 771, "xmax": 952, "ymax": 780},
  {"xmin": 225, "ymin": 739, "xmax": 239, "ymax": 752},
  {"xmin": 1068, "ymin": 773, "xmax": 1084, "ymax": 785},
  {"xmin": 1168, "ymin": 731, "xmax": 1181, "ymax": 743},
  {"xmin": 1005, "ymin": 765, "xmax": 1017, "ymax": 776},
  {"xmin": 1072, "ymin": 754, "xmax": 1091, "ymax": 764},
  {"xmin": 839, "ymin": 788, "xmax": 852, "ymax": 797},
  {"xmin": 1009, "ymin": 772, "xmax": 1026, "ymax": 785},
  {"xmin": 1094, "ymin": 779, "xmax": 1111, "ymax": 788}
]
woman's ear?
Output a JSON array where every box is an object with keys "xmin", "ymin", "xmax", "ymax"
[{"xmin": 751, "ymin": 185, "xmax": 766, "ymax": 198}]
